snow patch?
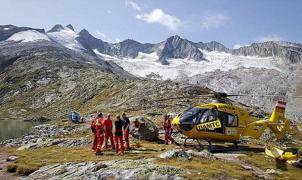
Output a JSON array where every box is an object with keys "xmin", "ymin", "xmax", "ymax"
[
  {"xmin": 6, "ymin": 30, "xmax": 50, "ymax": 42},
  {"xmin": 47, "ymin": 28, "xmax": 84, "ymax": 51},
  {"xmin": 94, "ymin": 49, "xmax": 282, "ymax": 80},
  {"xmin": 3, "ymin": 27, "xmax": 10, "ymax": 30}
]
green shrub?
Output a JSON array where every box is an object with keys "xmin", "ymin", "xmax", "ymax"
[
  {"xmin": 6, "ymin": 164, "xmax": 18, "ymax": 173},
  {"xmin": 16, "ymin": 165, "xmax": 39, "ymax": 176}
]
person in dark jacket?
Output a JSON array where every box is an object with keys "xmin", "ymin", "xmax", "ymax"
[
  {"xmin": 122, "ymin": 113, "xmax": 130, "ymax": 150},
  {"xmin": 114, "ymin": 115, "xmax": 125, "ymax": 154}
]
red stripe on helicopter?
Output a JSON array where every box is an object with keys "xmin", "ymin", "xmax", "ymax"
[{"xmin": 276, "ymin": 101, "xmax": 286, "ymax": 109}]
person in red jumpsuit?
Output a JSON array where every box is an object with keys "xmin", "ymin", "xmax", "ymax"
[
  {"xmin": 122, "ymin": 113, "xmax": 130, "ymax": 150},
  {"xmin": 114, "ymin": 115, "xmax": 124, "ymax": 155},
  {"xmin": 95, "ymin": 113, "xmax": 105, "ymax": 155},
  {"xmin": 91, "ymin": 117, "xmax": 97, "ymax": 151},
  {"xmin": 103, "ymin": 114, "xmax": 115, "ymax": 150},
  {"xmin": 163, "ymin": 114, "xmax": 174, "ymax": 145}
]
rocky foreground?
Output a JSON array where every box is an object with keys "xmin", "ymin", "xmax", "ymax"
[
  {"xmin": 27, "ymin": 159, "xmax": 183, "ymax": 180},
  {"xmin": 1, "ymin": 117, "xmax": 302, "ymax": 180}
]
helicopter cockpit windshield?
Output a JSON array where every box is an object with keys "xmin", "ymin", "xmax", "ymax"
[{"xmin": 179, "ymin": 107, "xmax": 220, "ymax": 131}]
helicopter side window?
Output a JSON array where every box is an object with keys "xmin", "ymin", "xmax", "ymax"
[
  {"xmin": 200, "ymin": 109, "xmax": 218, "ymax": 123},
  {"xmin": 225, "ymin": 114, "xmax": 238, "ymax": 127}
]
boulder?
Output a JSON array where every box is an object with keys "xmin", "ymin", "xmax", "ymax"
[
  {"xmin": 265, "ymin": 169, "xmax": 283, "ymax": 175},
  {"xmin": 159, "ymin": 148, "xmax": 192, "ymax": 161},
  {"xmin": 186, "ymin": 149, "xmax": 217, "ymax": 161},
  {"xmin": 6, "ymin": 156, "xmax": 18, "ymax": 161},
  {"xmin": 129, "ymin": 116, "xmax": 159, "ymax": 141}
]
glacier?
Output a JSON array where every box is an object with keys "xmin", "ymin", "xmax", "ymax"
[
  {"xmin": 6, "ymin": 30, "xmax": 50, "ymax": 42},
  {"xmin": 95, "ymin": 49, "xmax": 283, "ymax": 80}
]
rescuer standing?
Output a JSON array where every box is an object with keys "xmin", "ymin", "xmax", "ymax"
[
  {"xmin": 122, "ymin": 113, "xmax": 130, "ymax": 150},
  {"xmin": 103, "ymin": 114, "xmax": 115, "ymax": 150},
  {"xmin": 163, "ymin": 114, "xmax": 173, "ymax": 145},
  {"xmin": 91, "ymin": 115, "xmax": 98, "ymax": 151},
  {"xmin": 95, "ymin": 113, "xmax": 105, "ymax": 155},
  {"xmin": 115, "ymin": 115, "xmax": 125, "ymax": 155}
]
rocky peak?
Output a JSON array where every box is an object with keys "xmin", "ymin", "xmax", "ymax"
[
  {"xmin": 78, "ymin": 29, "xmax": 90, "ymax": 37},
  {"xmin": 231, "ymin": 41, "xmax": 302, "ymax": 64},
  {"xmin": 48, "ymin": 24, "xmax": 65, "ymax": 33},
  {"xmin": 158, "ymin": 35, "xmax": 206, "ymax": 64},
  {"xmin": 109, "ymin": 39, "xmax": 145, "ymax": 58},
  {"xmin": 119, "ymin": 39, "xmax": 142, "ymax": 46},
  {"xmin": 195, "ymin": 41, "xmax": 228, "ymax": 52},
  {"xmin": 66, "ymin": 24, "xmax": 75, "ymax": 31},
  {"xmin": 165, "ymin": 35, "xmax": 184, "ymax": 47},
  {"xmin": 204, "ymin": 41, "xmax": 228, "ymax": 52},
  {"xmin": 77, "ymin": 28, "xmax": 110, "ymax": 54}
]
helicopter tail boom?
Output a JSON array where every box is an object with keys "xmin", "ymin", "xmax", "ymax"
[
  {"xmin": 241, "ymin": 101, "xmax": 290, "ymax": 140},
  {"xmin": 267, "ymin": 101, "xmax": 290, "ymax": 139}
]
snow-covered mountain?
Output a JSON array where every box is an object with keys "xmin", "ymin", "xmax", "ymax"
[
  {"xmin": 47, "ymin": 24, "xmax": 86, "ymax": 52},
  {"xmin": 2, "ymin": 24, "xmax": 302, "ymax": 81},
  {"xmin": 2, "ymin": 24, "xmax": 302, "ymax": 69},
  {"xmin": 6, "ymin": 30, "xmax": 50, "ymax": 43},
  {"xmin": 1, "ymin": 24, "xmax": 302, "ymax": 121}
]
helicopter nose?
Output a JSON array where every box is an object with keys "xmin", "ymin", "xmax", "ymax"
[
  {"xmin": 173, "ymin": 115, "xmax": 194, "ymax": 131},
  {"xmin": 172, "ymin": 116, "xmax": 180, "ymax": 126}
]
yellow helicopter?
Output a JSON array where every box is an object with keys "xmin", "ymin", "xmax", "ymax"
[{"xmin": 171, "ymin": 92, "xmax": 292, "ymax": 149}]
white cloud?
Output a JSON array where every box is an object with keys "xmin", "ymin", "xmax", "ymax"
[
  {"xmin": 136, "ymin": 9, "xmax": 181, "ymax": 31},
  {"xmin": 96, "ymin": 31, "xmax": 120, "ymax": 43},
  {"xmin": 201, "ymin": 14, "xmax": 229, "ymax": 29},
  {"xmin": 107, "ymin": 10, "xmax": 112, "ymax": 14},
  {"xmin": 96, "ymin": 31, "xmax": 106, "ymax": 39},
  {"xmin": 257, "ymin": 35, "xmax": 282, "ymax": 42},
  {"xmin": 126, "ymin": 0, "xmax": 142, "ymax": 12}
]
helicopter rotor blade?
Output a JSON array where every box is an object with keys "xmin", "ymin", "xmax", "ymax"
[{"xmin": 227, "ymin": 94, "xmax": 302, "ymax": 98}]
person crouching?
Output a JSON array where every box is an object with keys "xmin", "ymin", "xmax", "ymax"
[{"xmin": 114, "ymin": 115, "xmax": 125, "ymax": 155}]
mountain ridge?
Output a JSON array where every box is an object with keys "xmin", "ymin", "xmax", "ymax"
[{"xmin": 2, "ymin": 24, "xmax": 302, "ymax": 64}]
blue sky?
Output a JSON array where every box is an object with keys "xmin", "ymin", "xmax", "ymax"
[{"xmin": 0, "ymin": 0, "xmax": 301, "ymax": 48}]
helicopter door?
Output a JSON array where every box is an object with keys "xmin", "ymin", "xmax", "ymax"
[
  {"xmin": 218, "ymin": 112, "xmax": 239, "ymax": 136},
  {"xmin": 198, "ymin": 109, "xmax": 224, "ymax": 133}
]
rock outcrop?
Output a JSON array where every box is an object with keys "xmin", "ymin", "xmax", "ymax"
[
  {"xmin": 159, "ymin": 149, "xmax": 192, "ymax": 161},
  {"xmin": 28, "ymin": 159, "xmax": 183, "ymax": 180}
]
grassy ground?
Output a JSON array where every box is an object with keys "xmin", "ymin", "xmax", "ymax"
[
  {"xmin": 2, "ymin": 139, "xmax": 302, "ymax": 179},
  {"xmin": 240, "ymin": 153, "xmax": 302, "ymax": 179},
  {"xmin": 1, "ymin": 120, "xmax": 302, "ymax": 179}
]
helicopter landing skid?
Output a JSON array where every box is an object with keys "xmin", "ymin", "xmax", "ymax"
[
  {"xmin": 181, "ymin": 137, "xmax": 240, "ymax": 152},
  {"xmin": 182, "ymin": 137, "xmax": 204, "ymax": 149},
  {"xmin": 207, "ymin": 141, "xmax": 240, "ymax": 153}
]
